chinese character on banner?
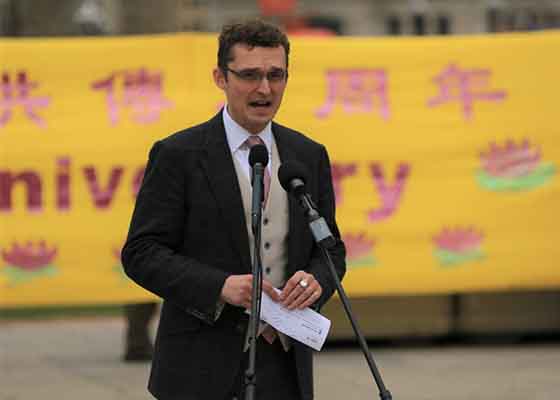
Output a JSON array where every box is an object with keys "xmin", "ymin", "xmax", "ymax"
[
  {"xmin": 427, "ymin": 64, "xmax": 507, "ymax": 120},
  {"xmin": 0, "ymin": 71, "xmax": 51, "ymax": 128},
  {"xmin": 315, "ymin": 69, "xmax": 390, "ymax": 120},
  {"xmin": 91, "ymin": 68, "xmax": 173, "ymax": 125}
]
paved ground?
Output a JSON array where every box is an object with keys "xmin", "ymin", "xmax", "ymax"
[{"xmin": 1, "ymin": 317, "xmax": 559, "ymax": 400}]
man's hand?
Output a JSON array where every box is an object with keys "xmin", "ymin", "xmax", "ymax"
[
  {"xmin": 280, "ymin": 270, "xmax": 322, "ymax": 310},
  {"xmin": 220, "ymin": 274, "xmax": 280, "ymax": 309}
]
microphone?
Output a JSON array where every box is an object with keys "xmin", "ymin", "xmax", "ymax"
[
  {"xmin": 278, "ymin": 161, "xmax": 336, "ymax": 249},
  {"xmin": 249, "ymin": 144, "xmax": 269, "ymax": 233}
]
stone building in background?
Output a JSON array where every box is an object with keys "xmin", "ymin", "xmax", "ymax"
[{"xmin": 0, "ymin": 0, "xmax": 559, "ymax": 37}]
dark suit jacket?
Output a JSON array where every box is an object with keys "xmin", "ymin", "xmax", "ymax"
[{"xmin": 122, "ymin": 111, "xmax": 346, "ymax": 400}]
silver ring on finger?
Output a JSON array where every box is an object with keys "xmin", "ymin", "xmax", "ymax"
[{"xmin": 298, "ymin": 278, "xmax": 309, "ymax": 289}]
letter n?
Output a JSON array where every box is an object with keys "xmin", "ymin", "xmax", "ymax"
[{"xmin": 0, "ymin": 171, "xmax": 43, "ymax": 213}]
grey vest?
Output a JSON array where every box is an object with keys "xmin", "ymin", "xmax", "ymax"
[
  {"xmin": 232, "ymin": 139, "xmax": 290, "ymax": 288},
  {"xmin": 233, "ymin": 138, "xmax": 292, "ymax": 350}
]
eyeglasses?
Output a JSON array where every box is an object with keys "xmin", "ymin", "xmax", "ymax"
[{"xmin": 226, "ymin": 67, "xmax": 288, "ymax": 83}]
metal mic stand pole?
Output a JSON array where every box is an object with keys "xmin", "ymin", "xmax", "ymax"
[
  {"xmin": 244, "ymin": 164, "xmax": 265, "ymax": 400},
  {"xmin": 298, "ymin": 189, "xmax": 392, "ymax": 399},
  {"xmin": 318, "ymin": 241, "xmax": 393, "ymax": 400}
]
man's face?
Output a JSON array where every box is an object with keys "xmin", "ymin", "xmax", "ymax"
[{"xmin": 214, "ymin": 44, "xmax": 287, "ymax": 134}]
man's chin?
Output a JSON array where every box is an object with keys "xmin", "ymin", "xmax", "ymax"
[
  {"xmin": 249, "ymin": 110, "xmax": 275, "ymax": 124},
  {"xmin": 244, "ymin": 117, "xmax": 272, "ymax": 133}
]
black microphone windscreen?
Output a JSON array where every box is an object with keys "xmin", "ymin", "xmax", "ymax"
[
  {"xmin": 248, "ymin": 144, "xmax": 269, "ymax": 167},
  {"xmin": 278, "ymin": 160, "xmax": 309, "ymax": 193}
]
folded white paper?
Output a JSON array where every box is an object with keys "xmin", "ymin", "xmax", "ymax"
[{"xmin": 254, "ymin": 288, "xmax": 331, "ymax": 351}]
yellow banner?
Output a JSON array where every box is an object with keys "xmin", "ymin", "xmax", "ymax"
[{"xmin": 1, "ymin": 32, "xmax": 559, "ymax": 307}]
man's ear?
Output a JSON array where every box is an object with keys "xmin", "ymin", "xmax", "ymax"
[{"xmin": 213, "ymin": 67, "xmax": 226, "ymax": 90}]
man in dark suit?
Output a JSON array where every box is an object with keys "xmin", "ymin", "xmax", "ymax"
[{"xmin": 122, "ymin": 20, "xmax": 346, "ymax": 400}]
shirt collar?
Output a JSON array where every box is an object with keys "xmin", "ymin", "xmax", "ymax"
[{"xmin": 222, "ymin": 106, "xmax": 273, "ymax": 154}]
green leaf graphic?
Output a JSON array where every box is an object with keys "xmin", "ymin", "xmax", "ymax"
[
  {"xmin": 434, "ymin": 249, "xmax": 484, "ymax": 267},
  {"xmin": 348, "ymin": 255, "xmax": 377, "ymax": 269},
  {"xmin": 3, "ymin": 264, "xmax": 57, "ymax": 285},
  {"xmin": 477, "ymin": 163, "xmax": 555, "ymax": 191}
]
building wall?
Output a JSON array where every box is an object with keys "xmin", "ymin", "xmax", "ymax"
[
  {"xmin": 0, "ymin": 0, "xmax": 10, "ymax": 35},
  {"xmin": 118, "ymin": 0, "xmax": 182, "ymax": 34},
  {"xmin": 6, "ymin": 0, "xmax": 120, "ymax": 36},
  {"xmin": 198, "ymin": 0, "xmax": 559, "ymax": 36},
  {"xmin": 2, "ymin": 0, "xmax": 559, "ymax": 37}
]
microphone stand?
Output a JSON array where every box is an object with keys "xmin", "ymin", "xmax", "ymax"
[
  {"xmin": 244, "ymin": 162, "xmax": 265, "ymax": 400},
  {"xmin": 303, "ymin": 198, "xmax": 393, "ymax": 400}
]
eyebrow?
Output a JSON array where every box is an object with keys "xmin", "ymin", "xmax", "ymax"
[{"xmin": 237, "ymin": 67, "xmax": 285, "ymax": 71}]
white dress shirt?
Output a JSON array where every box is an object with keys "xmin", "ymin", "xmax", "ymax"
[{"xmin": 222, "ymin": 106, "xmax": 273, "ymax": 181}]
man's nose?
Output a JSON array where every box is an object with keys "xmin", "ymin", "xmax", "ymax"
[{"xmin": 256, "ymin": 77, "xmax": 271, "ymax": 94}]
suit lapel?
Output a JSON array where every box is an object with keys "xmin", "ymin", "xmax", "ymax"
[
  {"xmin": 272, "ymin": 124, "xmax": 305, "ymax": 277},
  {"xmin": 199, "ymin": 112, "xmax": 251, "ymax": 271}
]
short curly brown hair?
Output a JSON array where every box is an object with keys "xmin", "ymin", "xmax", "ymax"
[{"xmin": 217, "ymin": 20, "xmax": 290, "ymax": 76}]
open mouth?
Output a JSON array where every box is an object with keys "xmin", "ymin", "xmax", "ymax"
[{"xmin": 249, "ymin": 100, "xmax": 272, "ymax": 108}]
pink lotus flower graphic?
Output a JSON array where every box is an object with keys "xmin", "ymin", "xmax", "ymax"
[
  {"xmin": 477, "ymin": 139, "xmax": 555, "ymax": 191},
  {"xmin": 1, "ymin": 241, "xmax": 58, "ymax": 285},
  {"xmin": 343, "ymin": 233, "xmax": 376, "ymax": 269},
  {"xmin": 433, "ymin": 226, "xmax": 485, "ymax": 266},
  {"xmin": 113, "ymin": 246, "xmax": 122, "ymax": 261},
  {"xmin": 112, "ymin": 244, "xmax": 128, "ymax": 281}
]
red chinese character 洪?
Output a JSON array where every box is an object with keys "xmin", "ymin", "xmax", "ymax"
[
  {"xmin": 315, "ymin": 69, "xmax": 390, "ymax": 120},
  {"xmin": 0, "ymin": 71, "xmax": 51, "ymax": 128},
  {"xmin": 91, "ymin": 68, "xmax": 173, "ymax": 125},
  {"xmin": 427, "ymin": 64, "xmax": 507, "ymax": 120}
]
